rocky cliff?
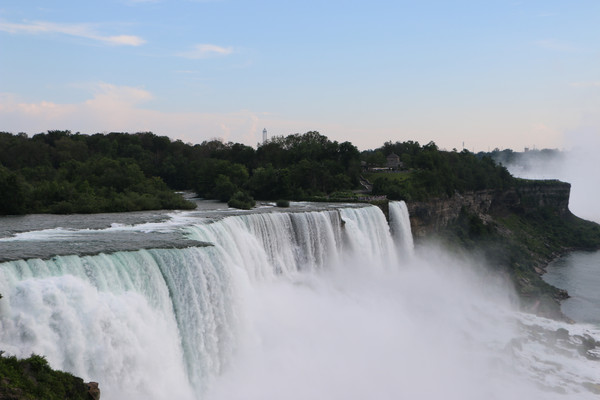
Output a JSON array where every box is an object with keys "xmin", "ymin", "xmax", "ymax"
[{"xmin": 406, "ymin": 179, "xmax": 571, "ymax": 237}]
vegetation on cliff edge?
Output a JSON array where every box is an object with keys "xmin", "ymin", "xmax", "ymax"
[{"xmin": 0, "ymin": 352, "xmax": 89, "ymax": 400}]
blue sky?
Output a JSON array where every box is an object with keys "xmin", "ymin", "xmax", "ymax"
[{"xmin": 1, "ymin": 0, "xmax": 599, "ymax": 151}]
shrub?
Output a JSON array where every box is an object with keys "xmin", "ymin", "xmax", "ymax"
[
  {"xmin": 276, "ymin": 199, "xmax": 290, "ymax": 207},
  {"xmin": 228, "ymin": 191, "xmax": 255, "ymax": 210},
  {"xmin": 0, "ymin": 353, "xmax": 89, "ymax": 399}
]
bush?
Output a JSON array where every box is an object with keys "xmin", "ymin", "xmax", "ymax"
[
  {"xmin": 0, "ymin": 353, "xmax": 89, "ymax": 399},
  {"xmin": 276, "ymin": 199, "xmax": 290, "ymax": 207},
  {"xmin": 228, "ymin": 191, "xmax": 256, "ymax": 210},
  {"xmin": 212, "ymin": 174, "xmax": 238, "ymax": 202}
]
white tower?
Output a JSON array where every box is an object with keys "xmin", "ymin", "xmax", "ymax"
[{"xmin": 262, "ymin": 128, "xmax": 267, "ymax": 143}]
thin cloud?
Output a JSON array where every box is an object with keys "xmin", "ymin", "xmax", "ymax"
[
  {"xmin": 177, "ymin": 44, "xmax": 233, "ymax": 59},
  {"xmin": 533, "ymin": 39, "xmax": 583, "ymax": 52},
  {"xmin": 571, "ymin": 81, "xmax": 600, "ymax": 88},
  {"xmin": 103, "ymin": 35, "xmax": 145, "ymax": 46},
  {"xmin": 0, "ymin": 20, "xmax": 146, "ymax": 46},
  {"xmin": 537, "ymin": 12, "xmax": 558, "ymax": 17},
  {"xmin": 89, "ymin": 82, "xmax": 154, "ymax": 105}
]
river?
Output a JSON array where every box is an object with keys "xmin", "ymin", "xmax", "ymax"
[{"xmin": 544, "ymin": 251, "xmax": 600, "ymax": 325}]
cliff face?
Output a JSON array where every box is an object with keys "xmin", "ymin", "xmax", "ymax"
[
  {"xmin": 407, "ymin": 189, "xmax": 495, "ymax": 237},
  {"xmin": 510, "ymin": 180, "xmax": 571, "ymax": 215},
  {"xmin": 406, "ymin": 180, "xmax": 571, "ymax": 237}
]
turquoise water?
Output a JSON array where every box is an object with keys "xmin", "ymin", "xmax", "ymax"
[{"xmin": 544, "ymin": 251, "xmax": 600, "ymax": 325}]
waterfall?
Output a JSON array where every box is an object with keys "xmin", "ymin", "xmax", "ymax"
[
  {"xmin": 183, "ymin": 209, "xmax": 344, "ymax": 280},
  {"xmin": 0, "ymin": 249, "xmax": 198, "ymax": 399},
  {"xmin": 0, "ymin": 205, "xmax": 401, "ymax": 399},
  {"xmin": 389, "ymin": 200, "xmax": 415, "ymax": 254},
  {"xmin": 2, "ymin": 203, "xmax": 599, "ymax": 400}
]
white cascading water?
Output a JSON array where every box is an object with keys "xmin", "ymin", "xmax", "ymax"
[
  {"xmin": 388, "ymin": 200, "xmax": 415, "ymax": 255},
  {"xmin": 0, "ymin": 250, "xmax": 197, "ymax": 399},
  {"xmin": 1, "ymin": 201, "xmax": 599, "ymax": 399},
  {"xmin": 0, "ymin": 205, "xmax": 388, "ymax": 398}
]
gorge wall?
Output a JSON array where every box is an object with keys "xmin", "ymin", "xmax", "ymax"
[{"xmin": 405, "ymin": 179, "xmax": 572, "ymax": 237}]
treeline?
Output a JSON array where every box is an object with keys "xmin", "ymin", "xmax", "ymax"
[
  {"xmin": 0, "ymin": 130, "xmax": 361, "ymax": 214},
  {"xmin": 0, "ymin": 131, "xmax": 196, "ymax": 214},
  {"xmin": 363, "ymin": 141, "xmax": 513, "ymax": 200},
  {"xmin": 192, "ymin": 131, "xmax": 361, "ymax": 203},
  {"xmin": 0, "ymin": 130, "xmax": 515, "ymax": 215}
]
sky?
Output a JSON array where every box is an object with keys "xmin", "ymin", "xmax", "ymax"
[{"xmin": 1, "ymin": 0, "xmax": 599, "ymax": 151}]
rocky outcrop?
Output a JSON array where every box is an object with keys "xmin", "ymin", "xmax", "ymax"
[
  {"xmin": 406, "ymin": 180, "xmax": 572, "ymax": 237},
  {"xmin": 87, "ymin": 382, "xmax": 100, "ymax": 399},
  {"xmin": 406, "ymin": 189, "xmax": 495, "ymax": 237},
  {"xmin": 511, "ymin": 180, "xmax": 571, "ymax": 215}
]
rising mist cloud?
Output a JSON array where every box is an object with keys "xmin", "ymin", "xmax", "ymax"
[{"xmin": 501, "ymin": 128, "xmax": 600, "ymax": 223}]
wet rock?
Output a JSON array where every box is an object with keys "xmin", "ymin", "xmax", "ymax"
[
  {"xmin": 87, "ymin": 382, "xmax": 100, "ymax": 400},
  {"xmin": 574, "ymin": 334, "xmax": 600, "ymax": 360},
  {"xmin": 508, "ymin": 337, "xmax": 523, "ymax": 351},
  {"xmin": 582, "ymin": 382, "xmax": 600, "ymax": 394},
  {"xmin": 544, "ymin": 327, "xmax": 570, "ymax": 346},
  {"xmin": 555, "ymin": 328, "xmax": 569, "ymax": 341}
]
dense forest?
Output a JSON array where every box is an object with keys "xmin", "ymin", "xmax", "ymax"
[{"xmin": 0, "ymin": 130, "xmax": 513, "ymax": 215}]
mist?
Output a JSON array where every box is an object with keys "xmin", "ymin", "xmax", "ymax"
[
  {"xmin": 204, "ymin": 244, "xmax": 590, "ymax": 400},
  {"xmin": 496, "ymin": 129, "xmax": 600, "ymax": 223}
]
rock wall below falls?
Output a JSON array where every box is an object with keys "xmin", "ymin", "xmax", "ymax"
[{"xmin": 406, "ymin": 179, "xmax": 572, "ymax": 237}]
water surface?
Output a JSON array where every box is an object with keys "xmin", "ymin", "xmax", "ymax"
[{"xmin": 544, "ymin": 251, "xmax": 600, "ymax": 324}]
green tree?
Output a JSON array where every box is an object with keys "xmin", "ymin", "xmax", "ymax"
[
  {"xmin": 0, "ymin": 165, "xmax": 27, "ymax": 214},
  {"xmin": 212, "ymin": 175, "xmax": 238, "ymax": 202}
]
